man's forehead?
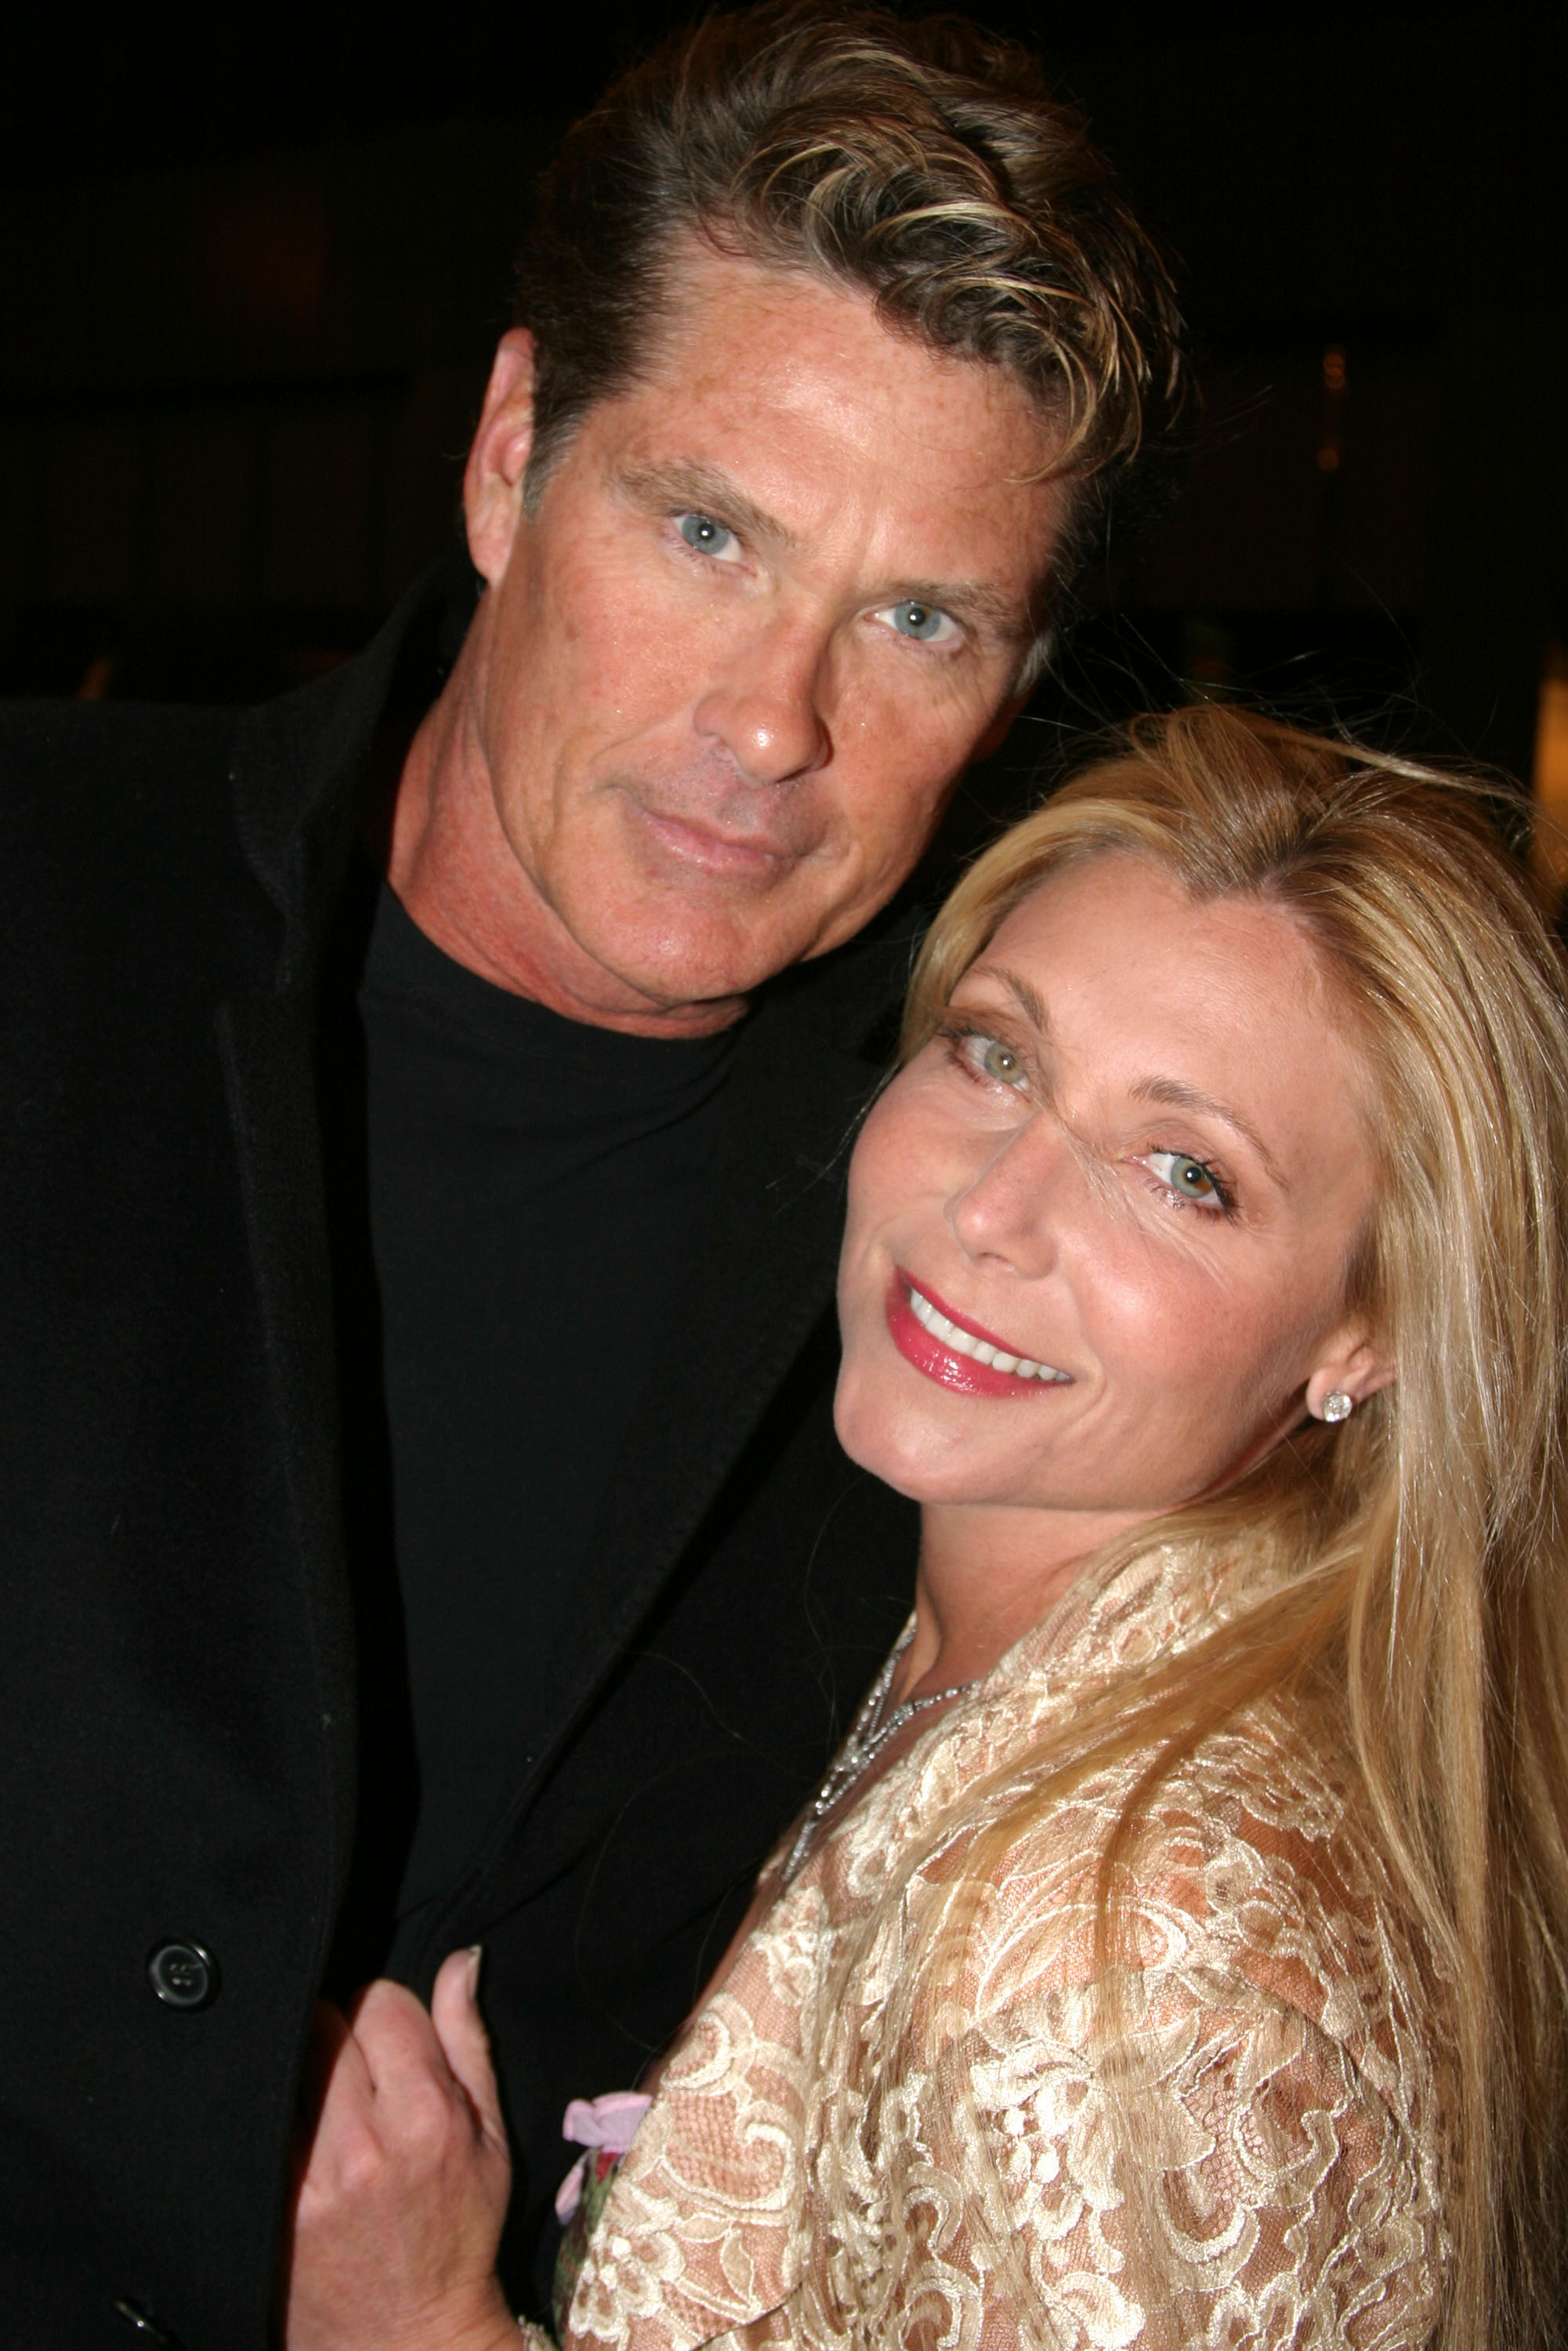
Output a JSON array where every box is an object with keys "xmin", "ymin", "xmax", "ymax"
[{"xmin": 582, "ymin": 242, "xmax": 1069, "ymax": 596}]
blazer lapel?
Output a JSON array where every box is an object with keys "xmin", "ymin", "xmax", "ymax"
[
  {"xmin": 215, "ymin": 550, "xmax": 483, "ymax": 1939},
  {"xmin": 216, "ymin": 990, "xmax": 359, "ymax": 1917}
]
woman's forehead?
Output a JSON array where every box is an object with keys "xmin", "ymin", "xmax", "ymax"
[{"xmin": 976, "ymin": 856, "xmax": 1330, "ymax": 1006}]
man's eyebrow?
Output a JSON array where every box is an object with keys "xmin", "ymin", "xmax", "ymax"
[
  {"xmin": 967, "ymin": 963, "xmax": 1051, "ymax": 1034},
  {"xmin": 614, "ymin": 458, "xmax": 799, "ymax": 554},
  {"xmin": 1132, "ymin": 1075, "xmax": 1289, "ymax": 1189},
  {"xmin": 897, "ymin": 578, "xmax": 1034, "ymax": 650}
]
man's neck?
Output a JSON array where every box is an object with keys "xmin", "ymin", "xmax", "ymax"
[{"xmin": 383, "ymin": 647, "xmax": 748, "ymax": 1041}]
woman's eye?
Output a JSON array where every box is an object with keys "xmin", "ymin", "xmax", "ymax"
[
  {"xmin": 1143, "ymin": 1149, "xmax": 1227, "ymax": 1210},
  {"xmin": 676, "ymin": 511, "xmax": 740, "ymax": 561},
  {"xmin": 875, "ymin": 599, "xmax": 959, "ymax": 645},
  {"xmin": 954, "ymin": 1030, "xmax": 1027, "ymax": 1089}
]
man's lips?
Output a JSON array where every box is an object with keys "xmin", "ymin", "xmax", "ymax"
[
  {"xmin": 885, "ymin": 1270, "xmax": 1072, "ymax": 1399},
  {"xmin": 624, "ymin": 797, "xmax": 804, "ymax": 879}
]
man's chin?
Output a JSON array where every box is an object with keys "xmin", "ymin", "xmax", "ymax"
[{"xmin": 572, "ymin": 915, "xmax": 812, "ymax": 1023}]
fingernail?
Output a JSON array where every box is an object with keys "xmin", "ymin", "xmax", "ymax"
[{"xmin": 466, "ymin": 1944, "xmax": 483, "ymax": 2000}]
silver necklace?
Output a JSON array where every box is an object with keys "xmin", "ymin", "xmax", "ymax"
[{"xmin": 781, "ymin": 1628, "xmax": 980, "ymax": 1885}]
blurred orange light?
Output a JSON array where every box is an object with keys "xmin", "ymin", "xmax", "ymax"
[{"xmin": 1533, "ymin": 652, "xmax": 1568, "ymax": 897}]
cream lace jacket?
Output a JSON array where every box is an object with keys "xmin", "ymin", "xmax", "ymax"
[{"xmin": 527, "ymin": 1546, "xmax": 1448, "ymax": 2351}]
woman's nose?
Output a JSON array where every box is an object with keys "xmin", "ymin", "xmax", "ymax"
[
  {"xmin": 692, "ymin": 617, "xmax": 831, "ymax": 787},
  {"xmin": 947, "ymin": 1113, "xmax": 1078, "ymax": 1274}
]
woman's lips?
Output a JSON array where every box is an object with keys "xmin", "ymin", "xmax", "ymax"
[{"xmin": 885, "ymin": 1270, "xmax": 1071, "ymax": 1399}]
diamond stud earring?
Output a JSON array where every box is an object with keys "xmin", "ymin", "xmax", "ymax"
[{"xmin": 1322, "ymin": 1389, "xmax": 1354, "ymax": 1423}]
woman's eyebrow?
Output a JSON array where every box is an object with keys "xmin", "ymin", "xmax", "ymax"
[
  {"xmin": 965, "ymin": 963, "xmax": 1050, "ymax": 1034},
  {"xmin": 1133, "ymin": 1074, "xmax": 1289, "ymax": 1189}
]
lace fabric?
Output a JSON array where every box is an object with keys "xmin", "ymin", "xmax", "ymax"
[{"xmin": 554, "ymin": 1548, "xmax": 1449, "ymax": 2350}]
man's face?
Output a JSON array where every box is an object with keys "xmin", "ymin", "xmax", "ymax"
[{"xmin": 456, "ymin": 244, "xmax": 1069, "ymax": 1028}]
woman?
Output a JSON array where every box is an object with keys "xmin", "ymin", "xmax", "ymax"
[{"xmin": 289, "ymin": 706, "xmax": 1568, "ymax": 2351}]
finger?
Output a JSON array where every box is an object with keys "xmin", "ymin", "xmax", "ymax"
[
  {"xmin": 431, "ymin": 1947, "xmax": 508, "ymax": 2154},
  {"xmin": 292, "ymin": 2003, "xmax": 383, "ymax": 2214},
  {"xmin": 345, "ymin": 1977, "xmax": 451, "ymax": 2102}
]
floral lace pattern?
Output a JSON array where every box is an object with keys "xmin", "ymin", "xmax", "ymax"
[{"xmin": 556, "ymin": 1549, "xmax": 1449, "ymax": 2350}]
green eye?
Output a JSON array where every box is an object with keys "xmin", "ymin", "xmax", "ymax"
[
  {"xmin": 1145, "ymin": 1149, "xmax": 1226, "ymax": 1209},
  {"xmin": 943, "ymin": 1023, "xmax": 1030, "ymax": 1092}
]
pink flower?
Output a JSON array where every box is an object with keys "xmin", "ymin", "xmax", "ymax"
[{"xmin": 554, "ymin": 2090, "xmax": 653, "ymax": 2222}]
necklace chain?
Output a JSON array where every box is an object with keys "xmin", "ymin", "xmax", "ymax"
[{"xmin": 781, "ymin": 1628, "xmax": 979, "ymax": 1885}]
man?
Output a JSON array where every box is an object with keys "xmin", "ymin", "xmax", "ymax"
[{"xmin": 0, "ymin": 8, "xmax": 1185, "ymax": 2344}]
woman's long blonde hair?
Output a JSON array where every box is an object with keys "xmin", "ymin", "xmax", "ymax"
[{"xmin": 853, "ymin": 706, "xmax": 1568, "ymax": 2347}]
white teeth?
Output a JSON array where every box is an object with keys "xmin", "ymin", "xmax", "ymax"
[{"xmin": 905, "ymin": 1285, "xmax": 1068, "ymax": 1382}]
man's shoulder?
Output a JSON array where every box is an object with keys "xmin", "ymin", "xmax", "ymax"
[
  {"xmin": 0, "ymin": 550, "xmax": 476, "ymax": 881},
  {"xmin": 0, "ymin": 697, "xmax": 281, "ymax": 1012},
  {"xmin": 0, "ymin": 695, "xmax": 252, "ymax": 924},
  {"xmin": 0, "ymin": 694, "xmax": 241, "ymax": 806}
]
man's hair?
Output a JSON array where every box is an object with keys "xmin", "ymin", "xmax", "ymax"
[{"xmin": 513, "ymin": 2, "xmax": 1190, "ymax": 655}]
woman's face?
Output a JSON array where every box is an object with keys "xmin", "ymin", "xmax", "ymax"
[{"xmin": 835, "ymin": 853, "xmax": 1385, "ymax": 1520}]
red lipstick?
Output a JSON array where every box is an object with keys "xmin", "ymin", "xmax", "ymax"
[{"xmin": 885, "ymin": 1269, "xmax": 1067, "ymax": 1400}]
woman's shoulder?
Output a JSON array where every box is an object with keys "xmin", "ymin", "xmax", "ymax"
[
  {"xmin": 942, "ymin": 1684, "xmax": 1439, "ymax": 2093},
  {"xmin": 831, "ymin": 1691, "xmax": 1448, "ymax": 2351}
]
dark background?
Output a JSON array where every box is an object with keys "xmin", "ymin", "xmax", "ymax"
[{"xmin": 2, "ymin": 1, "xmax": 1563, "ymax": 833}]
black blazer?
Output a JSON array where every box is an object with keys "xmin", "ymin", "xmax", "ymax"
[{"xmin": 0, "ymin": 557, "xmax": 918, "ymax": 2349}]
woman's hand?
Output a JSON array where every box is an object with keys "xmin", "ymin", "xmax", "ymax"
[{"xmin": 284, "ymin": 1947, "xmax": 518, "ymax": 2351}]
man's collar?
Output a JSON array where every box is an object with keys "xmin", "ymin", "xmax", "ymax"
[{"xmin": 230, "ymin": 545, "xmax": 481, "ymax": 994}]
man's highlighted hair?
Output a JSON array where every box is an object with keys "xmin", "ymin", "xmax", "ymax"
[{"xmin": 514, "ymin": 2, "xmax": 1190, "ymax": 644}]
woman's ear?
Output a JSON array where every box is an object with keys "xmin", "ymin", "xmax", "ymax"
[
  {"xmin": 1304, "ymin": 1335, "xmax": 1396, "ymax": 1423},
  {"xmin": 462, "ymin": 328, "xmax": 539, "ymax": 588}
]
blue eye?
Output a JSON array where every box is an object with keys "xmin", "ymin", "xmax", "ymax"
[
  {"xmin": 878, "ymin": 599, "xmax": 958, "ymax": 644},
  {"xmin": 677, "ymin": 511, "xmax": 738, "ymax": 560},
  {"xmin": 1144, "ymin": 1150, "xmax": 1227, "ymax": 1210}
]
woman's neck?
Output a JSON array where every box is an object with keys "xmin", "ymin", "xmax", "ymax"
[{"xmin": 894, "ymin": 1498, "xmax": 1154, "ymax": 1705}]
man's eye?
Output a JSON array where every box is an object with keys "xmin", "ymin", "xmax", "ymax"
[
  {"xmin": 876, "ymin": 599, "xmax": 959, "ymax": 645},
  {"xmin": 1143, "ymin": 1150, "xmax": 1227, "ymax": 1210},
  {"xmin": 676, "ymin": 511, "xmax": 740, "ymax": 561}
]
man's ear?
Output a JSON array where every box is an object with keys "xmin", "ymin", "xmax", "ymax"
[
  {"xmin": 1304, "ymin": 1334, "xmax": 1396, "ymax": 1423},
  {"xmin": 973, "ymin": 694, "xmax": 1027, "ymax": 763},
  {"xmin": 462, "ymin": 328, "xmax": 539, "ymax": 589}
]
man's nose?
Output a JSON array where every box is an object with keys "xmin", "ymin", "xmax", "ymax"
[
  {"xmin": 947, "ymin": 1113, "xmax": 1081, "ymax": 1274},
  {"xmin": 691, "ymin": 614, "xmax": 831, "ymax": 787}
]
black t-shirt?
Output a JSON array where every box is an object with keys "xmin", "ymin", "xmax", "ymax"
[{"xmin": 345, "ymin": 882, "xmax": 736, "ymax": 1955}]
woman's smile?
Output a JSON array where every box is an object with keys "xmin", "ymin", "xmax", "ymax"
[{"xmin": 887, "ymin": 1270, "xmax": 1071, "ymax": 1396}]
